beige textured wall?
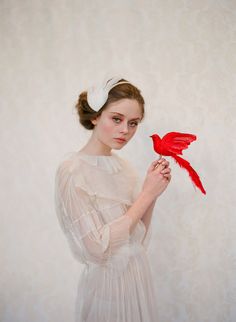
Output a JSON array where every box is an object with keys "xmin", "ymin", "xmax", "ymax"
[{"xmin": 1, "ymin": 1, "xmax": 235, "ymax": 321}]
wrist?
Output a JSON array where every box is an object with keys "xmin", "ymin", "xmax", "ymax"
[{"xmin": 139, "ymin": 190, "xmax": 157, "ymax": 204}]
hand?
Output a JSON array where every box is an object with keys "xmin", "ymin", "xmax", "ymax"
[
  {"xmin": 156, "ymin": 158, "xmax": 172, "ymax": 181},
  {"xmin": 142, "ymin": 157, "xmax": 172, "ymax": 199}
]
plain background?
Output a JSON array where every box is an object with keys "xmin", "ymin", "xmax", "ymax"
[{"xmin": 1, "ymin": 1, "xmax": 235, "ymax": 321}]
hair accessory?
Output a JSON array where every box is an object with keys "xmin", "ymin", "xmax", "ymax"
[{"xmin": 87, "ymin": 76, "xmax": 130, "ymax": 112}]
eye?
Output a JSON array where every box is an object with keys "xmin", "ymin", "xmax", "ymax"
[
  {"xmin": 112, "ymin": 117, "xmax": 121, "ymax": 123},
  {"xmin": 112, "ymin": 117, "xmax": 139, "ymax": 128},
  {"xmin": 129, "ymin": 121, "xmax": 139, "ymax": 128}
]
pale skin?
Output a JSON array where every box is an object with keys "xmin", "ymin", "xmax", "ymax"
[{"xmin": 79, "ymin": 98, "xmax": 171, "ymax": 234}]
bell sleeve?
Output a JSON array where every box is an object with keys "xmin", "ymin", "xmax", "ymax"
[{"xmin": 54, "ymin": 161, "xmax": 133, "ymax": 273}]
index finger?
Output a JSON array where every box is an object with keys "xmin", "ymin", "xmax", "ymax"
[
  {"xmin": 155, "ymin": 157, "xmax": 166, "ymax": 165},
  {"xmin": 154, "ymin": 160, "xmax": 166, "ymax": 170}
]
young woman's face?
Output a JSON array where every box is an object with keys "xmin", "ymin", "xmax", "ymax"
[{"xmin": 92, "ymin": 98, "xmax": 143, "ymax": 151}]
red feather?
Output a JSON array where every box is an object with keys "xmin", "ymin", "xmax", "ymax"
[
  {"xmin": 150, "ymin": 132, "xmax": 206, "ymax": 195},
  {"xmin": 161, "ymin": 132, "xmax": 196, "ymax": 155},
  {"xmin": 172, "ymin": 154, "xmax": 206, "ymax": 195}
]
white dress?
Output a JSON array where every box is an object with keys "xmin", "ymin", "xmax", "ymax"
[{"xmin": 54, "ymin": 150, "xmax": 157, "ymax": 322}]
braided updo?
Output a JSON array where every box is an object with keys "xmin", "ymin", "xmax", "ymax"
[{"xmin": 75, "ymin": 79, "xmax": 145, "ymax": 130}]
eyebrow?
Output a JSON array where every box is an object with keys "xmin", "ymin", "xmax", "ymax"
[{"xmin": 109, "ymin": 112, "xmax": 141, "ymax": 121}]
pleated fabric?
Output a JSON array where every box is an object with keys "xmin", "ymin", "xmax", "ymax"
[{"xmin": 54, "ymin": 150, "xmax": 157, "ymax": 322}]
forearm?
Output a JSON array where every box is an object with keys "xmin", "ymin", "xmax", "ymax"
[
  {"xmin": 125, "ymin": 191, "xmax": 156, "ymax": 234},
  {"xmin": 141, "ymin": 198, "xmax": 156, "ymax": 231}
]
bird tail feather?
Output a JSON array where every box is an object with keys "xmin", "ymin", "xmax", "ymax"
[{"xmin": 172, "ymin": 154, "xmax": 206, "ymax": 195}]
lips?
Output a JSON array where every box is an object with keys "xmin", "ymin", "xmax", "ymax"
[{"xmin": 114, "ymin": 138, "xmax": 127, "ymax": 142}]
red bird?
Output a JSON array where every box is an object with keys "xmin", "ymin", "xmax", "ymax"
[{"xmin": 150, "ymin": 132, "xmax": 206, "ymax": 195}]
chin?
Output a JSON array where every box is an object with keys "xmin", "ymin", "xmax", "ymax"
[{"xmin": 106, "ymin": 139, "xmax": 129, "ymax": 151}]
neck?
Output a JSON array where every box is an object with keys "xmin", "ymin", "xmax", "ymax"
[{"xmin": 80, "ymin": 132, "xmax": 112, "ymax": 156}]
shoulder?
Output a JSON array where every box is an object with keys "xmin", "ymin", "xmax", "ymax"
[{"xmin": 55, "ymin": 151, "xmax": 83, "ymax": 178}]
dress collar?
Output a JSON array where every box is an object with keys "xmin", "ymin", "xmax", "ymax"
[{"xmin": 75, "ymin": 150, "xmax": 123, "ymax": 174}]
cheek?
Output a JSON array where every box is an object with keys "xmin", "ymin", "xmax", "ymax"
[
  {"xmin": 99, "ymin": 119, "xmax": 114, "ymax": 135},
  {"xmin": 129, "ymin": 127, "xmax": 138, "ymax": 137}
]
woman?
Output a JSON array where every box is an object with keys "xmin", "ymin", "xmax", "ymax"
[{"xmin": 54, "ymin": 77, "xmax": 171, "ymax": 322}]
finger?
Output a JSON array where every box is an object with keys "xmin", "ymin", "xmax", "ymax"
[
  {"xmin": 160, "ymin": 167, "xmax": 170, "ymax": 174},
  {"xmin": 161, "ymin": 160, "xmax": 169, "ymax": 168},
  {"xmin": 154, "ymin": 162, "xmax": 166, "ymax": 170},
  {"xmin": 161, "ymin": 167, "xmax": 171, "ymax": 174},
  {"xmin": 149, "ymin": 159, "xmax": 162, "ymax": 171},
  {"xmin": 155, "ymin": 160, "xmax": 169, "ymax": 170},
  {"xmin": 151, "ymin": 158, "xmax": 165, "ymax": 169},
  {"xmin": 163, "ymin": 174, "xmax": 171, "ymax": 181},
  {"xmin": 156, "ymin": 158, "xmax": 166, "ymax": 165},
  {"xmin": 152, "ymin": 159, "xmax": 162, "ymax": 167}
]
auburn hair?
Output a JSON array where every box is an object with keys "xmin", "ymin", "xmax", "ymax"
[{"xmin": 75, "ymin": 79, "xmax": 145, "ymax": 130}]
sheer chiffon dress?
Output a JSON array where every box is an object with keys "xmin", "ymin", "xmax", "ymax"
[{"xmin": 54, "ymin": 150, "xmax": 157, "ymax": 322}]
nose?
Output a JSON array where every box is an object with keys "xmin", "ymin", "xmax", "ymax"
[{"xmin": 119, "ymin": 122, "xmax": 129, "ymax": 134}]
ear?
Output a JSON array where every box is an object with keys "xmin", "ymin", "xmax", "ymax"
[
  {"xmin": 91, "ymin": 115, "xmax": 100, "ymax": 125},
  {"xmin": 91, "ymin": 117, "xmax": 98, "ymax": 125}
]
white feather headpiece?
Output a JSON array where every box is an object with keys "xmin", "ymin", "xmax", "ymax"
[{"xmin": 87, "ymin": 76, "xmax": 131, "ymax": 112}]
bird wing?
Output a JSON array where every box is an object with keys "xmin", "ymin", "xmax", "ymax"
[{"xmin": 161, "ymin": 132, "xmax": 197, "ymax": 155}]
